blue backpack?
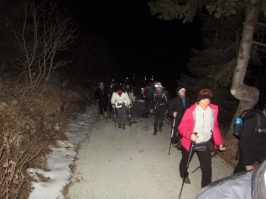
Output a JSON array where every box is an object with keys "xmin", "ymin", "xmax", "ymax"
[{"xmin": 233, "ymin": 109, "xmax": 266, "ymax": 140}]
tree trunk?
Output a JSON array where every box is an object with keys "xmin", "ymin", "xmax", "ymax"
[{"xmin": 229, "ymin": 3, "xmax": 260, "ymax": 134}]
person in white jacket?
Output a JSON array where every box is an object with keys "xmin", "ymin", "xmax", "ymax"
[{"xmin": 111, "ymin": 86, "xmax": 131, "ymax": 130}]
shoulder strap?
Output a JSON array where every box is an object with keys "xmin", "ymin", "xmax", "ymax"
[{"xmin": 254, "ymin": 112, "xmax": 266, "ymax": 133}]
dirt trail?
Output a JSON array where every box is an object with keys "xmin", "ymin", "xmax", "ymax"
[{"xmin": 67, "ymin": 100, "xmax": 233, "ymax": 199}]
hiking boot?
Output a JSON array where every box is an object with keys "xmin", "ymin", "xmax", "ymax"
[
  {"xmin": 153, "ymin": 130, "xmax": 157, "ymax": 135},
  {"xmin": 100, "ymin": 114, "xmax": 103, "ymax": 119},
  {"xmin": 182, "ymin": 176, "xmax": 191, "ymax": 184},
  {"xmin": 159, "ymin": 124, "xmax": 163, "ymax": 132},
  {"xmin": 118, "ymin": 123, "xmax": 121, "ymax": 128},
  {"xmin": 122, "ymin": 124, "xmax": 126, "ymax": 130}
]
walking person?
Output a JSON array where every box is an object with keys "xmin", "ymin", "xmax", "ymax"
[
  {"xmin": 94, "ymin": 82, "xmax": 110, "ymax": 119},
  {"xmin": 124, "ymin": 83, "xmax": 135, "ymax": 106},
  {"xmin": 142, "ymin": 83, "xmax": 150, "ymax": 109},
  {"xmin": 233, "ymin": 108, "xmax": 266, "ymax": 174},
  {"xmin": 150, "ymin": 82, "xmax": 169, "ymax": 135},
  {"xmin": 168, "ymin": 87, "xmax": 190, "ymax": 147},
  {"xmin": 111, "ymin": 85, "xmax": 131, "ymax": 130},
  {"xmin": 178, "ymin": 88, "xmax": 225, "ymax": 187}
]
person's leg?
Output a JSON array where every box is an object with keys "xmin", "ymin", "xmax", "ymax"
[
  {"xmin": 197, "ymin": 147, "xmax": 212, "ymax": 187},
  {"xmin": 116, "ymin": 108, "xmax": 122, "ymax": 128},
  {"xmin": 180, "ymin": 147, "xmax": 191, "ymax": 176},
  {"xmin": 98, "ymin": 101, "xmax": 104, "ymax": 119},
  {"xmin": 121, "ymin": 107, "xmax": 127, "ymax": 130},
  {"xmin": 153, "ymin": 108, "xmax": 160, "ymax": 135},
  {"xmin": 103, "ymin": 100, "xmax": 108, "ymax": 118},
  {"xmin": 158, "ymin": 106, "xmax": 166, "ymax": 131}
]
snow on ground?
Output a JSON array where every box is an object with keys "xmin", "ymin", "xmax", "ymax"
[{"xmin": 27, "ymin": 105, "xmax": 98, "ymax": 199}]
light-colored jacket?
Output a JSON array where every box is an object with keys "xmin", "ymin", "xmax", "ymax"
[
  {"xmin": 125, "ymin": 91, "xmax": 135, "ymax": 105},
  {"xmin": 178, "ymin": 102, "xmax": 223, "ymax": 151},
  {"xmin": 111, "ymin": 92, "xmax": 131, "ymax": 107}
]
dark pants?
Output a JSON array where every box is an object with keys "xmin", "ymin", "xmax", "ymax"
[
  {"xmin": 179, "ymin": 146, "xmax": 212, "ymax": 188},
  {"xmin": 98, "ymin": 100, "xmax": 108, "ymax": 115},
  {"xmin": 116, "ymin": 106, "xmax": 127, "ymax": 124},
  {"xmin": 153, "ymin": 105, "xmax": 166, "ymax": 130},
  {"xmin": 233, "ymin": 149, "xmax": 266, "ymax": 174}
]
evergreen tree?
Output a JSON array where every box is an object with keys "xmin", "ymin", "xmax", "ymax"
[{"xmin": 148, "ymin": 0, "xmax": 266, "ymax": 133}]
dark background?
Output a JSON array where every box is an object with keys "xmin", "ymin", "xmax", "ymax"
[{"xmin": 65, "ymin": 0, "xmax": 203, "ymax": 89}]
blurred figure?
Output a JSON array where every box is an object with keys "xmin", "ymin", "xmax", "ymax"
[
  {"xmin": 142, "ymin": 83, "xmax": 150, "ymax": 108},
  {"xmin": 94, "ymin": 82, "xmax": 110, "ymax": 119},
  {"xmin": 124, "ymin": 83, "xmax": 135, "ymax": 106}
]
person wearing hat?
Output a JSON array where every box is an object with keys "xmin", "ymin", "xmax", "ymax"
[
  {"xmin": 94, "ymin": 82, "xmax": 110, "ymax": 119},
  {"xmin": 178, "ymin": 88, "xmax": 225, "ymax": 187},
  {"xmin": 111, "ymin": 85, "xmax": 131, "ymax": 130},
  {"xmin": 168, "ymin": 86, "xmax": 191, "ymax": 148},
  {"xmin": 150, "ymin": 82, "xmax": 169, "ymax": 135}
]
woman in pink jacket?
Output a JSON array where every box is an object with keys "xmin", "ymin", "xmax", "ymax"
[{"xmin": 178, "ymin": 88, "xmax": 226, "ymax": 188}]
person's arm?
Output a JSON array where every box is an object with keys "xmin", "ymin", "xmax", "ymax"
[
  {"xmin": 125, "ymin": 93, "xmax": 131, "ymax": 107},
  {"xmin": 239, "ymin": 117, "xmax": 256, "ymax": 166},
  {"xmin": 178, "ymin": 109, "xmax": 193, "ymax": 140},
  {"xmin": 211, "ymin": 105, "xmax": 224, "ymax": 150},
  {"xmin": 168, "ymin": 99, "xmax": 175, "ymax": 117},
  {"xmin": 150, "ymin": 92, "xmax": 155, "ymax": 111},
  {"xmin": 111, "ymin": 93, "xmax": 116, "ymax": 105},
  {"xmin": 130, "ymin": 91, "xmax": 135, "ymax": 103}
]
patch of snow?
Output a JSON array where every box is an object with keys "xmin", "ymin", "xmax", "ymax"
[{"xmin": 27, "ymin": 105, "xmax": 98, "ymax": 199}]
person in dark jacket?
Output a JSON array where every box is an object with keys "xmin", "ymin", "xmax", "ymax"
[
  {"xmin": 196, "ymin": 160, "xmax": 266, "ymax": 199},
  {"xmin": 150, "ymin": 82, "xmax": 169, "ymax": 135},
  {"xmin": 94, "ymin": 82, "xmax": 110, "ymax": 119},
  {"xmin": 168, "ymin": 86, "xmax": 190, "ymax": 146},
  {"xmin": 233, "ymin": 108, "xmax": 266, "ymax": 174}
]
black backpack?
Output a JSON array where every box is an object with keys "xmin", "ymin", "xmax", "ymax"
[{"xmin": 233, "ymin": 109, "xmax": 266, "ymax": 140}]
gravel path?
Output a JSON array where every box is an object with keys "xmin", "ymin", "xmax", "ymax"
[{"xmin": 67, "ymin": 100, "xmax": 233, "ymax": 199}]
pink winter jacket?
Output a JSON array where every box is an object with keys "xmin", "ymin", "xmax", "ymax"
[{"xmin": 178, "ymin": 102, "xmax": 223, "ymax": 151}]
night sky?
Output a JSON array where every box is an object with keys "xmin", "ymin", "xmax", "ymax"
[{"xmin": 66, "ymin": 0, "xmax": 203, "ymax": 83}]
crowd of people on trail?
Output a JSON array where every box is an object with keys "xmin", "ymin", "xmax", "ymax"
[{"xmin": 94, "ymin": 78, "xmax": 266, "ymax": 198}]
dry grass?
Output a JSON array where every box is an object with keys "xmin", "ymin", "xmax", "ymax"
[{"xmin": 0, "ymin": 76, "xmax": 96, "ymax": 199}]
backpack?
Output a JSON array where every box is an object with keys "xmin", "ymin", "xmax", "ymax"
[{"xmin": 233, "ymin": 109, "xmax": 266, "ymax": 140}]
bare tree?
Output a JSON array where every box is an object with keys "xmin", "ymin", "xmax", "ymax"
[{"xmin": 6, "ymin": 0, "xmax": 77, "ymax": 92}]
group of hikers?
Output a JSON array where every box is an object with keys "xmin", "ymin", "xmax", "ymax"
[{"xmin": 94, "ymin": 80, "xmax": 266, "ymax": 197}]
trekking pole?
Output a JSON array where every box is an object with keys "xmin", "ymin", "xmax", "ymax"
[
  {"xmin": 168, "ymin": 116, "xmax": 176, "ymax": 155},
  {"xmin": 178, "ymin": 132, "xmax": 197, "ymax": 199},
  {"xmin": 191, "ymin": 148, "xmax": 220, "ymax": 174}
]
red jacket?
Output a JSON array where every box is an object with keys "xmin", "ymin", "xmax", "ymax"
[{"xmin": 178, "ymin": 102, "xmax": 223, "ymax": 151}]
